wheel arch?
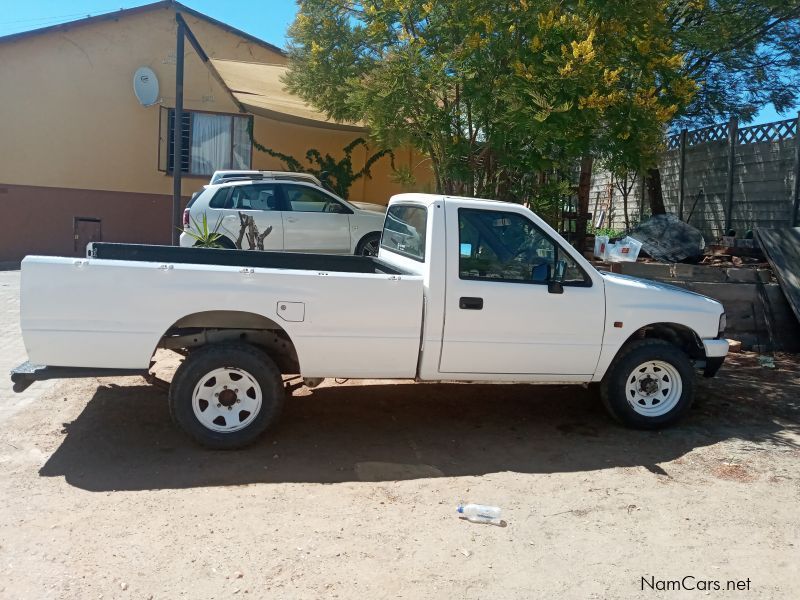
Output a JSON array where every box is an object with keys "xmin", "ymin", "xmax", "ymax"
[
  {"xmin": 215, "ymin": 236, "xmax": 237, "ymax": 249},
  {"xmin": 594, "ymin": 321, "xmax": 704, "ymax": 381},
  {"xmin": 623, "ymin": 322, "xmax": 705, "ymax": 359},
  {"xmin": 155, "ymin": 310, "xmax": 301, "ymax": 373},
  {"xmin": 355, "ymin": 230, "xmax": 382, "ymax": 254}
]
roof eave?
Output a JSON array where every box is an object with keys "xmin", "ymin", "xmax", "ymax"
[{"xmin": 0, "ymin": 0, "xmax": 286, "ymax": 56}]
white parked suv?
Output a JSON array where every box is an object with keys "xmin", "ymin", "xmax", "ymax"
[{"xmin": 180, "ymin": 173, "xmax": 387, "ymax": 255}]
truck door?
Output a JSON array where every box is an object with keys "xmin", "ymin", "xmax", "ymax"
[{"xmin": 438, "ymin": 207, "xmax": 604, "ymax": 376}]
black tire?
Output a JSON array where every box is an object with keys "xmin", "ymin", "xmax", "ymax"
[
  {"xmin": 193, "ymin": 236, "xmax": 236, "ymax": 249},
  {"xmin": 600, "ymin": 339, "xmax": 695, "ymax": 429},
  {"xmin": 355, "ymin": 232, "xmax": 381, "ymax": 256},
  {"xmin": 168, "ymin": 343, "xmax": 284, "ymax": 449}
]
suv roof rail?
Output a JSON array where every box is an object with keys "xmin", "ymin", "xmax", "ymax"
[{"xmin": 210, "ymin": 170, "xmax": 322, "ymax": 186}]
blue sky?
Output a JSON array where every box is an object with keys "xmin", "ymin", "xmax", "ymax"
[{"xmin": 0, "ymin": 0, "xmax": 793, "ymax": 125}]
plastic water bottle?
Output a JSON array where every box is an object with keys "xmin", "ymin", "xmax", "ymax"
[{"xmin": 457, "ymin": 504, "xmax": 502, "ymax": 525}]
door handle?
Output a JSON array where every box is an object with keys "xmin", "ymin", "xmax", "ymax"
[
  {"xmin": 459, "ymin": 297, "xmax": 483, "ymax": 310},
  {"xmin": 286, "ymin": 217, "xmax": 298, "ymax": 223}
]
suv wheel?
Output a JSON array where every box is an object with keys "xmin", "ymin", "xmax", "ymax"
[{"xmin": 356, "ymin": 233, "xmax": 381, "ymax": 256}]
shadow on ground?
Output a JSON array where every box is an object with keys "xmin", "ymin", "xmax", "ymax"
[{"xmin": 39, "ymin": 353, "xmax": 800, "ymax": 492}]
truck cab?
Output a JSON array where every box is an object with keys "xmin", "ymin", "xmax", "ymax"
[{"xmin": 380, "ymin": 194, "xmax": 726, "ymax": 384}]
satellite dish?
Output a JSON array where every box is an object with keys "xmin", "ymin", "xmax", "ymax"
[{"xmin": 133, "ymin": 67, "xmax": 159, "ymax": 106}]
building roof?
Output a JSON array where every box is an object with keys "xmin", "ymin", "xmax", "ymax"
[
  {"xmin": 0, "ymin": 0, "xmax": 284, "ymax": 56},
  {"xmin": 0, "ymin": 1, "xmax": 365, "ymax": 132},
  {"xmin": 210, "ymin": 59, "xmax": 366, "ymax": 132}
]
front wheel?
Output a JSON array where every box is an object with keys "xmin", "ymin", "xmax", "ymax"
[
  {"xmin": 168, "ymin": 343, "xmax": 285, "ymax": 449},
  {"xmin": 600, "ymin": 339, "xmax": 695, "ymax": 429}
]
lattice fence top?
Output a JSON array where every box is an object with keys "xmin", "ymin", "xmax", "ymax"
[
  {"xmin": 688, "ymin": 123, "xmax": 729, "ymax": 145},
  {"xmin": 738, "ymin": 118, "xmax": 797, "ymax": 144},
  {"xmin": 667, "ymin": 116, "xmax": 797, "ymax": 150}
]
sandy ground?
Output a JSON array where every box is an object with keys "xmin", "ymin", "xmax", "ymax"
[{"xmin": 1, "ymin": 273, "xmax": 799, "ymax": 598}]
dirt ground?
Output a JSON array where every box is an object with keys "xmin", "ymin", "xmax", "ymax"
[{"xmin": 1, "ymin": 278, "xmax": 799, "ymax": 599}]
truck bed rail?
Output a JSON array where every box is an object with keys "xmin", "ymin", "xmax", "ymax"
[{"xmin": 88, "ymin": 243, "xmax": 406, "ymax": 275}]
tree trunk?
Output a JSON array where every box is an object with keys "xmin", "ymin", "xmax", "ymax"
[
  {"xmin": 621, "ymin": 172, "xmax": 630, "ymax": 231},
  {"xmin": 646, "ymin": 167, "xmax": 666, "ymax": 215},
  {"xmin": 575, "ymin": 154, "xmax": 593, "ymax": 251},
  {"xmin": 622, "ymin": 189, "xmax": 630, "ymax": 231}
]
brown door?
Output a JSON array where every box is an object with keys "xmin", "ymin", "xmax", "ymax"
[{"xmin": 74, "ymin": 217, "xmax": 102, "ymax": 256}]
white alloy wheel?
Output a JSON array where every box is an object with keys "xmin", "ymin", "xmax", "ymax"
[
  {"xmin": 191, "ymin": 367, "xmax": 263, "ymax": 433},
  {"xmin": 625, "ymin": 360, "xmax": 683, "ymax": 417}
]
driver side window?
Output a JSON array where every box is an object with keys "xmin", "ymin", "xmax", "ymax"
[
  {"xmin": 458, "ymin": 208, "xmax": 588, "ymax": 285},
  {"xmin": 283, "ymin": 185, "xmax": 348, "ymax": 213}
]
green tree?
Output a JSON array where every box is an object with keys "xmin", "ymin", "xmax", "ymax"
[
  {"xmin": 635, "ymin": 0, "xmax": 800, "ymax": 216},
  {"xmin": 285, "ymin": 1, "xmax": 694, "ymax": 205},
  {"xmin": 668, "ymin": 0, "xmax": 800, "ymax": 126}
]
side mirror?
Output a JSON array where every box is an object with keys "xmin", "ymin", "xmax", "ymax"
[{"xmin": 548, "ymin": 259, "xmax": 567, "ymax": 294}]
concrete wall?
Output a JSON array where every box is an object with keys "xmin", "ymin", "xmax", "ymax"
[
  {"xmin": 590, "ymin": 134, "xmax": 797, "ymax": 240},
  {"xmin": 661, "ymin": 138, "xmax": 797, "ymax": 238},
  {"xmin": 588, "ymin": 169, "xmax": 643, "ymax": 231}
]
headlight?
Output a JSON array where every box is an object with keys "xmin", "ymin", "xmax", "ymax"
[{"xmin": 718, "ymin": 312, "xmax": 727, "ymax": 336}]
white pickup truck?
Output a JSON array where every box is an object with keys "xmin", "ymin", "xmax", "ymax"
[{"xmin": 12, "ymin": 193, "xmax": 728, "ymax": 449}]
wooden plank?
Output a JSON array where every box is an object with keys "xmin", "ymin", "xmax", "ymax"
[{"xmin": 754, "ymin": 227, "xmax": 800, "ymax": 323}]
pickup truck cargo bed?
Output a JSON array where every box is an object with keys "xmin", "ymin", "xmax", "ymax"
[{"xmin": 88, "ymin": 243, "xmax": 407, "ymax": 275}]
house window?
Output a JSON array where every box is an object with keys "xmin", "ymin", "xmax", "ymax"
[{"xmin": 160, "ymin": 108, "xmax": 252, "ymax": 176}]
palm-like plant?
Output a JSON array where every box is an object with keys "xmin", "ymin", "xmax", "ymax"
[{"xmin": 183, "ymin": 214, "xmax": 224, "ymax": 248}]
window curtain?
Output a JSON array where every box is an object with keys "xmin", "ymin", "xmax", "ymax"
[
  {"xmin": 190, "ymin": 113, "xmax": 233, "ymax": 175},
  {"xmin": 232, "ymin": 117, "xmax": 252, "ymax": 169}
]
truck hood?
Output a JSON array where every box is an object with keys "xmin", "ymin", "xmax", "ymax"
[
  {"xmin": 600, "ymin": 271, "xmax": 724, "ymax": 338},
  {"xmin": 601, "ymin": 271, "xmax": 709, "ymax": 299}
]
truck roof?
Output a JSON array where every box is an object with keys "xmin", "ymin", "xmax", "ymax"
[{"xmin": 388, "ymin": 193, "xmax": 510, "ymax": 208}]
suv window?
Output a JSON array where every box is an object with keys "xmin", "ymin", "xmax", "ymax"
[
  {"xmin": 381, "ymin": 204, "xmax": 427, "ymax": 262},
  {"xmin": 284, "ymin": 185, "xmax": 349, "ymax": 213},
  {"xmin": 458, "ymin": 208, "xmax": 588, "ymax": 285},
  {"xmin": 209, "ymin": 184, "xmax": 281, "ymax": 211}
]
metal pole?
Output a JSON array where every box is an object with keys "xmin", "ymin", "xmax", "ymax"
[
  {"xmin": 171, "ymin": 15, "xmax": 185, "ymax": 246},
  {"xmin": 792, "ymin": 111, "xmax": 800, "ymax": 227},
  {"xmin": 724, "ymin": 116, "xmax": 738, "ymax": 234},
  {"xmin": 677, "ymin": 128, "xmax": 687, "ymax": 221}
]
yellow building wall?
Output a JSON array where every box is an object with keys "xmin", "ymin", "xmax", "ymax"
[
  {"xmin": 0, "ymin": 5, "xmax": 433, "ymax": 204},
  {"xmin": 249, "ymin": 117, "xmax": 434, "ymax": 203}
]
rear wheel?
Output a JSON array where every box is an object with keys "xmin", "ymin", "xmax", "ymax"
[
  {"xmin": 355, "ymin": 232, "xmax": 381, "ymax": 256},
  {"xmin": 169, "ymin": 343, "xmax": 284, "ymax": 449},
  {"xmin": 600, "ymin": 339, "xmax": 694, "ymax": 429}
]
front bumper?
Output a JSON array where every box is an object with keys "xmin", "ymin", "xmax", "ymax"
[{"xmin": 698, "ymin": 339, "xmax": 729, "ymax": 378}]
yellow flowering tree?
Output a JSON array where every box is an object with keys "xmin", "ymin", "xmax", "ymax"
[{"xmin": 285, "ymin": 0, "xmax": 696, "ymax": 221}]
